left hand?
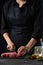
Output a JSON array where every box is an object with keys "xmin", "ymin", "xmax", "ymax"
[{"xmin": 17, "ymin": 46, "xmax": 27, "ymax": 56}]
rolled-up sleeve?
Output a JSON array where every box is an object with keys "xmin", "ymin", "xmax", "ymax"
[
  {"xmin": 31, "ymin": 0, "xmax": 42, "ymax": 41},
  {"xmin": 1, "ymin": 6, "xmax": 8, "ymax": 35}
]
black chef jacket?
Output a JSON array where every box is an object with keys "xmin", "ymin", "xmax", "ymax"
[{"xmin": 1, "ymin": 0, "xmax": 41, "ymax": 48}]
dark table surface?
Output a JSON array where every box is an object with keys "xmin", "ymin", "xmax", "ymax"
[{"xmin": 0, "ymin": 58, "xmax": 43, "ymax": 65}]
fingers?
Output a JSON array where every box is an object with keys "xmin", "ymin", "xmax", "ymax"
[
  {"xmin": 17, "ymin": 46, "xmax": 25, "ymax": 56},
  {"xmin": 7, "ymin": 44, "xmax": 16, "ymax": 51},
  {"xmin": 17, "ymin": 46, "xmax": 24, "ymax": 53},
  {"xmin": 7, "ymin": 45, "xmax": 12, "ymax": 51},
  {"xmin": 17, "ymin": 46, "xmax": 27, "ymax": 56}
]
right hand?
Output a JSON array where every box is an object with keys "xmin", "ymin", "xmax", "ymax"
[{"xmin": 7, "ymin": 43, "xmax": 16, "ymax": 51}]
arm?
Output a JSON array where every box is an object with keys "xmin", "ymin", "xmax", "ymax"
[
  {"xmin": 3, "ymin": 32, "xmax": 13, "ymax": 45},
  {"xmin": 3, "ymin": 32, "xmax": 16, "ymax": 51},
  {"xmin": 1, "ymin": 5, "xmax": 15, "ymax": 51},
  {"xmin": 25, "ymin": 38, "xmax": 37, "ymax": 52},
  {"xmin": 17, "ymin": 0, "xmax": 41, "ymax": 55},
  {"xmin": 25, "ymin": 0, "xmax": 41, "ymax": 52}
]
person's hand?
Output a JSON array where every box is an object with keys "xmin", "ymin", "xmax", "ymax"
[
  {"xmin": 17, "ymin": 46, "xmax": 28, "ymax": 56},
  {"xmin": 7, "ymin": 42, "xmax": 16, "ymax": 51}
]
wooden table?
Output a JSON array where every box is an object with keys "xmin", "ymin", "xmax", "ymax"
[{"xmin": 0, "ymin": 58, "xmax": 43, "ymax": 65}]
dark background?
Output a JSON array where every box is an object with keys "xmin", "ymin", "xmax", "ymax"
[{"xmin": 41, "ymin": 0, "xmax": 43, "ymax": 39}]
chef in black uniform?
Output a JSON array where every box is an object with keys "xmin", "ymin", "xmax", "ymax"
[{"xmin": 1, "ymin": 0, "xmax": 41, "ymax": 55}]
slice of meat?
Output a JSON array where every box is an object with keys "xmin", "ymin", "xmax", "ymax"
[
  {"xmin": 1, "ymin": 52, "xmax": 11, "ymax": 58},
  {"xmin": 1, "ymin": 52, "xmax": 17, "ymax": 58},
  {"xmin": 7, "ymin": 52, "xmax": 17, "ymax": 58},
  {"xmin": 1, "ymin": 53, "xmax": 6, "ymax": 58},
  {"xmin": 8, "ymin": 53, "xmax": 13, "ymax": 58},
  {"xmin": 12, "ymin": 52, "xmax": 17, "ymax": 58}
]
